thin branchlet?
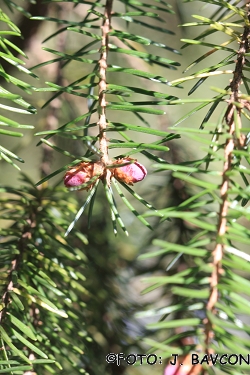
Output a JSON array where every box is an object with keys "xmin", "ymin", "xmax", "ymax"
[
  {"xmin": 98, "ymin": 0, "xmax": 113, "ymax": 185},
  {"xmin": 204, "ymin": 4, "xmax": 250, "ymax": 357}
]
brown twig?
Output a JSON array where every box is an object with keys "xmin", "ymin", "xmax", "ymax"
[
  {"xmin": 98, "ymin": 0, "xmax": 113, "ymax": 184},
  {"xmin": 204, "ymin": 4, "xmax": 250, "ymax": 356}
]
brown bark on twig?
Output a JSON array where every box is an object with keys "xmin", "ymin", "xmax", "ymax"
[
  {"xmin": 98, "ymin": 0, "xmax": 113, "ymax": 185},
  {"xmin": 204, "ymin": 3, "xmax": 250, "ymax": 357}
]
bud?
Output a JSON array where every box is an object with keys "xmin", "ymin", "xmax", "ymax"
[
  {"xmin": 64, "ymin": 161, "xmax": 104, "ymax": 190},
  {"xmin": 113, "ymin": 158, "xmax": 147, "ymax": 185}
]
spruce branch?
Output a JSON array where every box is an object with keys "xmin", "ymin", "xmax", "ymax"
[
  {"xmin": 205, "ymin": 4, "xmax": 250, "ymax": 356},
  {"xmin": 225, "ymin": 4, "xmax": 250, "ymax": 148},
  {"xmin": 0, "ymin": 258, "xmax": 18, "ymax": 324},
  {"xmin": 0, "ymin": 206, "xmax": 37, "ymax": 324},
  {"xmin": 98, "ymin": 0, "xmax": 113, "ymax": 185}
]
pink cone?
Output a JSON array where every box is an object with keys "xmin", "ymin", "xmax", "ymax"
[
  {"xmin": 113, "ymin": 158, "xmax": 147, "ymax": 185},
  {"xmin": 64, "ymin": 161, "xmax": 104, "ymax": 190},
  {"xmin": 64, "ymin": 170, "xmax": 87, "ymax": 187},
  {"xmin": 164, "ymin": 363, "xmax": 185, "ymax": 375},
  {"xmin": 164, "ymin": 355, "xmax": 202, "ymax": 375}
]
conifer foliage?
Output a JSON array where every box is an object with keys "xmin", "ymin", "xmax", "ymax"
[{"xmin": 1, "ymin": 0, "xmax": 250, "ymax": 374}]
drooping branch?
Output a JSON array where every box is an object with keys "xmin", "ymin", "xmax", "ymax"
[
  {"xmin": 98, "ymin": 0, "xmax": 113, "ymax": 184},
  {"xmin": 204, "ymin": 4, "xmax": 250, "ymax": 356}
]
